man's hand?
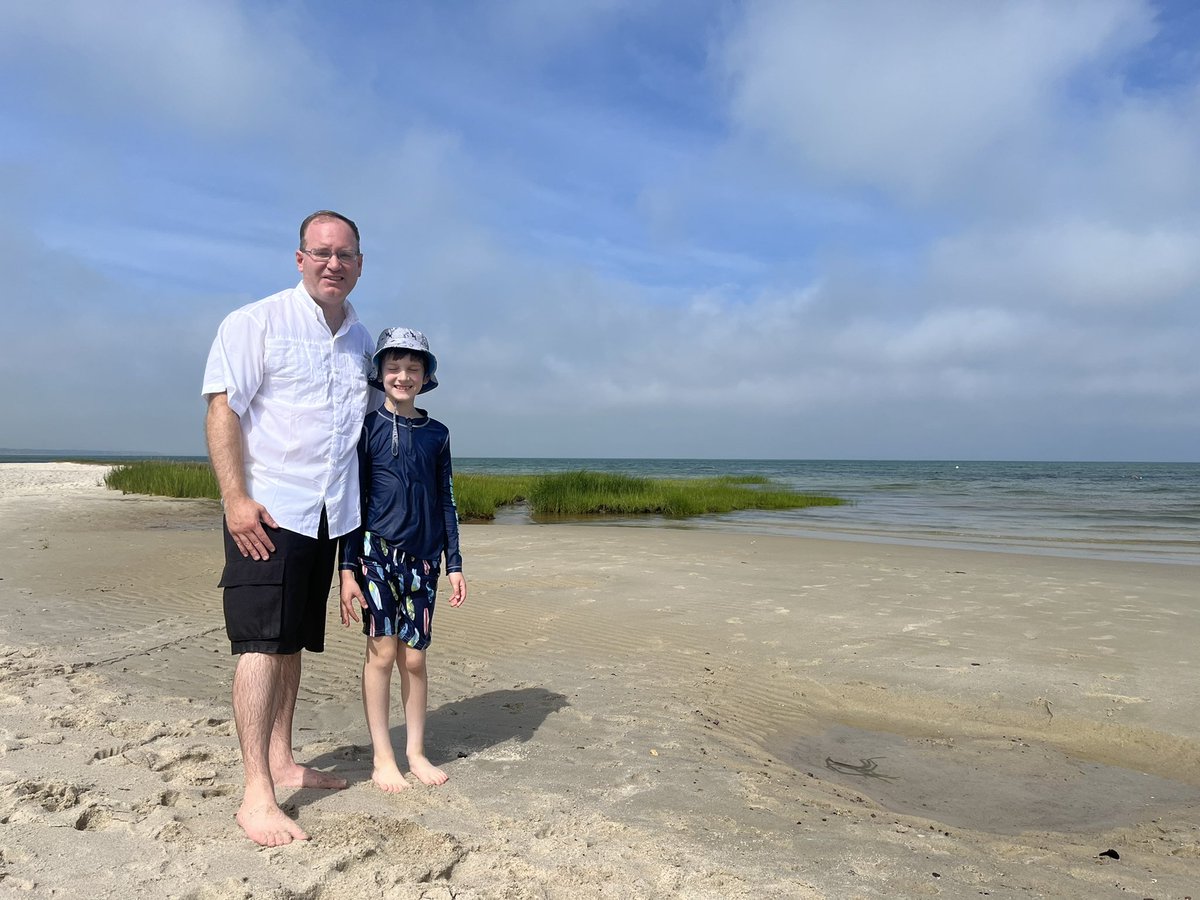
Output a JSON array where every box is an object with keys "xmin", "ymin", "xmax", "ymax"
[
  {"xmin": 340, "ymin": 569, "xmax": 367, "ymax": 626},
  {"xmin": 224, "ymin": 494, "xmax": 278, "ymax": 560},
  {"xmin": 447, "ymin": 572, "xmax": 467, "ymax": 608}
]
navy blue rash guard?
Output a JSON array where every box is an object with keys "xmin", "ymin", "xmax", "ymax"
[{"xmin": 338, "ymin": 406, "xmax": 463, "ymax": 574}]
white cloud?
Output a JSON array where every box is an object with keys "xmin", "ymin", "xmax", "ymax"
[
  {"xmin": 834, "ymin": 308, "xmax": 1025, "ymax": 365},
  {"xmin": 0, "ymin": 227, "xmax": 221, "ymax": 453},
  {"xmin": 1078, "ymin": 94, "xmax": 1200, "ymax": 218},
  {"xmin": 0, "ymin": 0, "xmax": 324, "ymax": 136},
  {"xmin": 2, "ymin": 1, "xmax": 1197, "ymax": 461},
  {"xmin": 717, "ymin": 0, "xmax": 1155, "ymax": 204},
  {"xmin": 930, "ymin": 220, "xmax": 1200, "ymax": 308}
]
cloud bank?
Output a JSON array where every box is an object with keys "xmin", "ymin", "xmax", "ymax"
[{"xmin": 1, "ymin": 0, "xmax": 1196, "ymax": 460}]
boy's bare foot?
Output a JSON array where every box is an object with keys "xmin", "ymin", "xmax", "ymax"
[
  {"xmin": 272, "ymin": 763, "xmax": 348, "ymax": 790},
  {"xmin": 371, "ymin": 760, "xmax": 411, "ymax": 793},
  {"xmin": 236, "ymin": 802, "xmax": 309, "ymax": 847},
  {"xmin": 408, "ymin": 754, "xmax": 449, "ymax": 786}
]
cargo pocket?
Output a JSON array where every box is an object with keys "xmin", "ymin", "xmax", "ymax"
[{"xmin": 219, "ymin": 556, "xmax": 285, "ymax": 642}]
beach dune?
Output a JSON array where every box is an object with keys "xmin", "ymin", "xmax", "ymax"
[{"xmin": 1, "ymin": 463, "xmax": 1197, "ymax": 898}]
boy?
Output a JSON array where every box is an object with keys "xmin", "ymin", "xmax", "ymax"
[{"xmin": 339, "ymin": 327, "xmax": 467, "ymax": 791}]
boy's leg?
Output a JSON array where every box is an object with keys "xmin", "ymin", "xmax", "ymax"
[
  {"xmin": 399, "ymin": 647, "xmax": 448, "ymax": 785},
  {"xmin": 363, "ymin": 635, "xmax": 408, "ymax": 791}
]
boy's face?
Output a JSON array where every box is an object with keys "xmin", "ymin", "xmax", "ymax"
[{"xmin": 380, "ymin": 351, "xmax": 428, "ymax": 409}]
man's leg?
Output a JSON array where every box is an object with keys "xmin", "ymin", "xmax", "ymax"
[
  {"xmin": 267, "ymin": 652, "xmax": 349, "ymax": 790},
  {"xmin": 399, "ymin": 648, "xmax": 448, "ymax": 786},
  {"xmin": 266, "ymin": 508, "xmax": 345, "ymax": 792},
  {"xmin": 232, "ymin": 651, "xmax": 309, "ymax": 846},
  {"xmin": 364, "ymin": 636, "xmax": 409, "ymax": 792}
]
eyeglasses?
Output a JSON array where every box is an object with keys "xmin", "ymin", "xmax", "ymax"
[{"xmin": 300, "ymin": 247, "xmax": 360, "ymax": 264}]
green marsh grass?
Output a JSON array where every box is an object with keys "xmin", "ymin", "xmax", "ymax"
[
  {"xmin": 102, "ymin": 462, "xmax": 844, "ymax": 520},
  {"xmin": 452, "ymin": 473, "xmax": 535, "ymax": 521},
  {"xmin": 527, "ymin": 470, "xmax": 843, "ymax": 518},
  {"xmin": 104, "ymin": 460, "xmax": 220, "ymax": 499}
]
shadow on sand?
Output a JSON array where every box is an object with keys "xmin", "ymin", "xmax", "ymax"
[{"xmin": 291, "ymin": 687, "xmax": 569, "ymax": 807}]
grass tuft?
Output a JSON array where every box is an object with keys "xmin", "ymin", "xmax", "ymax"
[
  {"xmin": 527, "ymin": 470, "xmax": 842, "ymax": 518},
  {"xmin": 452, "ymin": 473, "xmax": 535, "ymax": 521},
  {"xmin": 104, "ymin": 460, "xmax": 220, "ymax": 499}
]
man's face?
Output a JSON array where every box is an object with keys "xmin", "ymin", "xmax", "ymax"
[{"xmin": 296, "ymin": 217, "xmax": 363, "ymax": 307}]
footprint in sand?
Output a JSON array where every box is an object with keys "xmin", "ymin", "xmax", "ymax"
[
  {"xmin": 1, "ymin": 779, "xmax": 89, "ymax": 825},
  {"xmin": 119, "ymin": 746, "xmax": 225, "ymax": 785},
  {"xmin": 317, "ymin": 815, "xmax": 467, "ymax": 884}
]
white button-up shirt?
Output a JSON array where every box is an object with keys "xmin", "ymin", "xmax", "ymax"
[{"xmin": 202, "ymin": 282, "xmax": 377, "ymax": 539}]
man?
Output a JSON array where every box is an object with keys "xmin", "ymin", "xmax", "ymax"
[{"xmin": 202, "ymin": 210, "xmax": 375, "ymax": 846}]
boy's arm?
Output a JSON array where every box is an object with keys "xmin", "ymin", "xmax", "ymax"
[
  {"xmin": 338, "ymin": 425, "xmax": 371, "ymax": 572},
  {"xmin": 438, "ymin": 432, "xmax": 467, "ymax": 608},
  {"xmin": 438, "ymin": 433, "xmax": 463, "ymax": 574},
  {"xmin": 338, "ymin": 425, "xmax": 370, "ymax": 626}
]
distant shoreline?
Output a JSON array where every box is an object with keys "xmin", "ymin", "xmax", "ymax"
[
  {"xmin": 3, "ymin": 450, "xmax": 1198, "ymax": 465},
  {"xmin": 0, "ymin": 452, "xmax": 209, "ymax": 464},
  {"xmin": 7, "ymin": 458, "xmax": 1198, "ymax": 566}
]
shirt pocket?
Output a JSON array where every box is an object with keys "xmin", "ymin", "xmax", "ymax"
[
  {"xmin": 332, "ymin": 348, "xmax": 371, "ymax": 427},
  {"xmin": 218, "ymin": 557, "xmax": 285, "ymax": 642},
  {"xmin": 263, "ymin": 338, "xmax": 317, "ymax": 398}
]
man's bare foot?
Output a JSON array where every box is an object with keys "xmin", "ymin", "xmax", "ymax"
[
  {"xmin": 272, "ymin": 763, "xmax": 348, "ymax": 790},
  {"xmin": 371, "ymin": 760, "xmax": 411, "ymax": 793},
  {"xmin": 408, "ymin": 754, "xmax": 449, "ymax": 786},
  {"xmin": 236, "ymin": 802, "xmax": 309, "ymax": 847}
]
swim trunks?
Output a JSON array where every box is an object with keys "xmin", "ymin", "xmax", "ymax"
[{"xmin": 350, "ymin": 531, "xmax": 439, "ymax": 649}]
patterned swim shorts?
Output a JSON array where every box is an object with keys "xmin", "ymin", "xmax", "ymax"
[{"xmin": 350, "ymin": 531, "xmax": 439, "ymax": 649}]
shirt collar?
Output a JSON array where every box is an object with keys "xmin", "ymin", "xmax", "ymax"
[
  {"xmin": 380, "ymin": 406, "xmax": 429, "ymax": 424},
  {"xmin": 293, "ymin": 281, "xmax": 360, "ymax": 335}
]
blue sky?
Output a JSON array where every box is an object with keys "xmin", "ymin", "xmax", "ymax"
[{"xmin": 2, "ymin": 0, "xmax": 1197, "ymax": 460}]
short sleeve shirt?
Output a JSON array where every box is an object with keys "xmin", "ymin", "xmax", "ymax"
[{"xmin": 202, "ymin": 282, "xmax": 375, "ymax": 539}]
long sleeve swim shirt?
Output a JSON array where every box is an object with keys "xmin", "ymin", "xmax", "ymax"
[{"xmin": 339, "ymin": 407, "xmax": 463, "ymax": 574}]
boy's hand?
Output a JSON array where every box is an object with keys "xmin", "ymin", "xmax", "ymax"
[
  {"xmin": 339, "ymin": 569, "xmax": 367, "ymax": 626},
  {"xmin": 447, "ymin": 572, "xmax": 467, "ymax": 608}
]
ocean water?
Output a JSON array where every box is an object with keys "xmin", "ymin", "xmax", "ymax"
[
  {"xmin": 453, "ymin": 458, "xmax": 1200, "ymax": 566},
  {"xmin": 5, "ymin": 453, "xmax": 1198, "ymax": 565}
]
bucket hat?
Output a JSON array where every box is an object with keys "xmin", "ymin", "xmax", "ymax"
[{"xmin": 370, "ymin": 327, "xmax": 438, "ymax": 393}]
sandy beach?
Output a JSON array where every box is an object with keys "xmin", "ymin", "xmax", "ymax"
[{"xmin": 1, "ymin": 463, "xmax": 1198, "ymax": 899}]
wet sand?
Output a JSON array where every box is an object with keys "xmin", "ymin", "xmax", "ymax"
[{"xmin": 1, "ymin": 463, "xmax": 1198, "ymax": 898}]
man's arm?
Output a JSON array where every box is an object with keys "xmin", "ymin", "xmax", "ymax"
[{"xmin": 206, "ymin": 392, "xmax": 278, "ymax": 559}]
